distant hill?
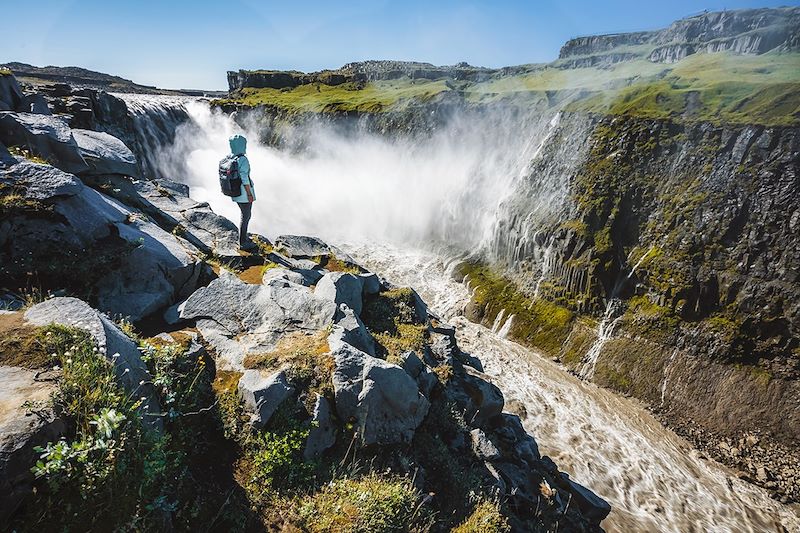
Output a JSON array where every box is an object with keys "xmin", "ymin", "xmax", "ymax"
[{"xmin": 0, "ymin": 62, "xmax": 225, "ymax": 96}]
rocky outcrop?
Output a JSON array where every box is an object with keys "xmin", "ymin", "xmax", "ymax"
[
  {"xmin": 24, "ymin": 297, "xmax": 163, "ymax": 430},
  {"xmin": 72, "ymin": 128, "xmax": 139, "ymax": 177},
  {"xmin": 0, "ymin": 112, "xmax": 89, "ymax": 173}
]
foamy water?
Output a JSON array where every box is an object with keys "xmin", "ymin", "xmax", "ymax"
[{"xmin": 345, "ymin": 243, "xmax": 800, "ymax": 533}]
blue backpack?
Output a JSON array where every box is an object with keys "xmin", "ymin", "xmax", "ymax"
[{"xmin": 218, "ymin": 154, "xmax": 242, "ymax": 197}]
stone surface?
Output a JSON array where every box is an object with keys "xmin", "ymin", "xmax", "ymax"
[
  {"xmin": 237, "ymin": 369, "xmax": 295, "ymax": 428},
  {"xmin": 560, "ymin": 472, "xmax": 612, "ymax": 522},
  {"xmin": 0, "ymin": 366, "xmax": 64, "ymax": 523},
  {"xmin": 180, "ymin": 271, "xmax": 336, "ymax": 370},
  {"xmin": 332, "ymin": 343, "xmax": 429, "ymax": 445},
  {"xmin": 470, "ymin": 428, "xmax": 501, "ymax": 461},
  {"xmin": 24, "ymin": 297, "xmax": 163, "ymax": 430},
  {"xmin": 0, "ymin": 112, "xmax": 89, "ymax": 174},
  {"xmin": 72, "ymin": 129, "xmax": 139, "ymax": 177},
  {"xmin": 304, "ymin": 394, "xmax": 337, "ymax": 459},
  {"xmin": 1, "ymin": 161, "xmax": 202, "ymax": 321},
  {"xmin": 315, "ymin": 272, "xmax": 364, "ymax": 316},
  {"xmin": 446, "ymin": 367, "xmax": 504, "ymax": 428},
  {"xmin": 328, "ymin": 304, "xmax": 376, "ymax": 356}
]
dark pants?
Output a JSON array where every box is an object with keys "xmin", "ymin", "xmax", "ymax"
[{"xmin": 237, "ymin": 201, "xmax": 252, "ymax": 245}]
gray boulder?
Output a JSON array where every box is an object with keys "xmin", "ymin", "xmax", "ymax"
[
  {"xmin": 179, "ymin": 271, "xmax": 336, "ymax": 370},
  {"xmin": 0, "ymin": 112, "xmax": 89, "ymax": 174},
  {"xmin": 396, "ymin": 350, "xmax": 437, "ymax": 398},
  {"xmin": 446, "ymin": 367, "xmax": 504, "ymax": 428},
  {"xmin": 20, "ymin": 93, "xmax": 51, "ymax": 115},
  {"xmin": 359, "ymin": 272, "xmax": 382, "ymax": 295},
  {"xmin": 0, "ymin": 73, "xmax": 24, "ymax": 111},
  {"xmin": 0, "ymin": 366, "xmax": 65, "ymax": 523},
  {"xmin": 315, "ymin": 272, "xmax": 364, "ymax": 316},
  {"xmin": 72, "ymin": 129, "xmax": 139, "ymax": 177},
  {"xmin": 262, "ymin": 267, "xmax": 308, "ymax": 286},
  {"xmin": 24, "ymin": 297, "xmax": 163, "ymax": 430},
  {"xmin": 275, "ymin": 235, "xmax": 333, "ymax": 259},
  {"xmin": 329, "ymin": 304, "xmax": 376, "ymax": 356},
  {"xmin": 560, "ymin": 472, "xmax": 612, "ymax": 523},
  {"xmin": 1, "ymin": 161, "xmax": 202, "ymax": 321},
  {"xmin": 238, "ymin": 369, "xmax": 295, "ymax": 428},
  {"xmin": 304, "ymin": 394, "xmax": 337, "ymax": 459},
  {"xmin": 332, "ymin": 343, "xmax": 429, "ymax": 445}
]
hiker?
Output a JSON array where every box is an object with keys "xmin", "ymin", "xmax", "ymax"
[{"xmin": 219, "ymin": 134, "xmax": 257, "ymax": 251}]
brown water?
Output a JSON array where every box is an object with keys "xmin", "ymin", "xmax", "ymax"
[{"xmin": 348, "ymin": 243, "xmax": 800, "ymax": 533}]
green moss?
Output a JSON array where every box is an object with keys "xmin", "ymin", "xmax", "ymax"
[
  {"xmin": 453, "ymin": 500, "xmax": 510, "ymax": 533},
  {"xmin": 362, "ymin": 288, "xmax": 429, "ymax": 359},
  {"xmin": 214, "ymin": 78, "xmax": 451, "ymax": 113},
  {"xmin": 456, "ymin": 261, "xmax": 574, "ymax": 354},
  {"xmin": 559, "ymin": 219, "xmax": 589, "ymax": 238},
  {"xmin": 0, "ymin": 68, "xmax": 12, "ymax": 76},
  {"xmin": 297, "ymin": 473, "xmax": 433, "ymax": 532}
]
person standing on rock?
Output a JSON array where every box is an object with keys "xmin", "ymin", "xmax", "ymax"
[{"xmin": 224, "ymin": 134, "xmax": 257, "ymax": 251}]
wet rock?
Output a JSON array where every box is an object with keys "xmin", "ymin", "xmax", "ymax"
[
  {"xmin": 0, "ymin": 112, "xmax": 89, "ymax": 174},
  {"xmin": 329, "ymin": 304, "xmax": 376, "ymax": 356},
  {"xmin": 332, "ymin": 343, "xmax": 429, "ymax": 445},
  {"xmin": 560, "ymin": 472, "xmax": 612, "ymax": 523},
  {"xmin": 72, "ymin": 129, "xmax": 139, "ymax": 177},
  {"xmin": 315, "ymin": 272, "xmax": 364, "ymax": 316},
  {"xmin": 304, "ymin": 394, "xmax": 337, "ymax": 459},
  {"xmin": 24, "ymin": 297, "xmax": 163, "ymax": 430},
  {"xmin": 0, "ymin": 366, "xmax": 65, "ymax": 523},
  {"xmin": 446, "ymin": 367, "xmax": 504, "ymax": 428},
  {"xmin": 238, "ymin": 369, "xmax": 295, "ymax": 428}
]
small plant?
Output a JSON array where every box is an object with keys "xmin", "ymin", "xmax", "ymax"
[
  {"xmin": 452, "ymin": 499, "xmax": 510, "ymax": 533},
  {"xmin": 432, "ymin": 364, "xmax": 454, "ymax": 385}
]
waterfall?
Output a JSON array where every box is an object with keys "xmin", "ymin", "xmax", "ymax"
[
  {"xmin": 578, "ymin": 298, "xmax": 626, "ymax": 379},
  {"xmin": 113, "ymin": 94, "xmax": 194, "ymax": 180}
]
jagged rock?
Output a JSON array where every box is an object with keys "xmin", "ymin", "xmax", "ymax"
[
  {"xmin": 560, "ymin": 472, "xmax": 612, "ymax": 523},
  {"xmin": 265, "ymin": 252, "xmax": 324, "ymax": 286},
  {"xmin": 179, "ymin": 271, "xmax": 336, "ymax": 370},
  {"xmin": 24, "ymin": 297, "xmax": 163, "ymax": 430},
  {"xmin": 396, "ymin": 351, "xmax": 438, "ymax": 398},
  {"xmin": 72, "ymin": 129, "xmax": 138, "ymax": 177},
  {"xmin": 332, "ymin": 343, "xmax": 429, "ymax": 445},
  {"xmin": 446, "ymin": 367, "xmax": 504, "ymax": 428},
  {"xmin": 0, "ymin": 112, "xmax": 89, "ymax": 174},
  {"xmin": 0, "ymin": 366, "xmax": 65, "ymax": 523},
  {"xmin": 20, "ymin": 93, "xmax": 51, "ymax": 115},
  {"xmin": 304, "ymin": 394, "xmax": 337, "ymax": 459},
  {"xmin": 315, "ymin": 272, "xmax": 364, "ymax": 316},
  {"xmin": 2, "ymin": 161, "xmax": 201, "ymax": 321},
  {"xmin": 275, "ymin": 235, "xmax": 333, "ymax": 259},
  {"xmin": 493, "ymin": 461, "xmax": 539, "ymax": 506},
  {"xmin": 359, "ymin": 273, "xmax": 382, "ymax": 295},
  {"xmin": 0, "ymin": 73, "xmax": 24, "ymax": 111},
  {"xmin": 470, "ymin": 428, "xmax": 501, "ymax": 461},
  {"xmin": 262, "ymin": 267, "xmax": 308, "ymax": 286},
  {"xmin": 238, "ymin": 369, "xmax": 295, "ymax": 428},
  {"xmin": 329, "ymin": 304, "xmax": 376, "ymax": 356}
]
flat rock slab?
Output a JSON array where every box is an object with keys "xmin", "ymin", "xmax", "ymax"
[
  {"xmin": 0, "ymin": 112, "xmax": 89, "ymax": 174},
  {"xmin": 180, "ymin": 272, "xmax": 336, "ymax": 370},
  {"xmin": 72, "ymin": 129, "xmax": 139, "ymax": 177}
]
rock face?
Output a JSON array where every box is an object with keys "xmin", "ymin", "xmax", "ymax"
[
  {"xmin": 24, "ymin": 297, "xmax": 163, "ymax": 430},
  {"xmin": 0, "ymin": 112, "xmax": 89, "ymax": 173},
  {"xmin": 179, "ymin": 272, "xmax": 337, "ymax": 370},
  {"xmin": 1, "ymin": 160, "xmax": 202, "ymax": 321},
  {"xmin": 0, "ymin": 366, "xmax": 64, "ymax": 523},
  {"xmin": 72, "ymin": 129, "xmax": 139, "ymax": 177},
  {"xmin": 315, "ymin": 272, "xmax": 365, "ymax": 316},
  {"xmin": 238, "ymin": 369, "xmax": 295, "ymax": 428},
  {"xmin": 558, "ymin": 7, "xmax": 799, "ymax": 64},
  {"xmin": 331, "ymin": 343, "xmax": 430, "ymax": 445},
  {"xmin": 304, "ymin": 395, "xmax": 337, "ymax": 459}
]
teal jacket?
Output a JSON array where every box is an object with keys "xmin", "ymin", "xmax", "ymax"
[{"xmin": 229, "ymin": 134, "xmax": 255, "ymax": 203}]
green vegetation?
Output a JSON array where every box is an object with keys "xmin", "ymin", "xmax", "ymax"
[
  {"xmin": 0, "ymin": 68, "xmax": 12, "ymax": 76},
  {"xmin": 362, "ymin": 288, "xmax": 429, "ymax": 359},
  {"xmin": 214, "ymin": 79, "xmax": 450, "ymax": 113},
  {"xmin": 7, "ymin": 145, "xmax": 52, "ymax": 165},
  {"xmin": 452, "ymin": 500, "xmax": 510, "ymax": 533},
  {"xmin": 218, "ymin": 52, "xmax": 799, "ymax": 125},
  {"xmin": 456, "ymin": 261, "xmax": 574, "ymax": 354},
  {"xmin": 297, "ymin": 473, "xmax": 433, "ymax": 532},
  {"xmin": 12, "ymin": 325, "xmax": 251, "ymax": 531}
]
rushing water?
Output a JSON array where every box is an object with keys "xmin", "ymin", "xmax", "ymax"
[
  {"xmin": 344, "ymin": 243, "xmax": 800, "ymax": 533},
  {"xmin": 120, "ymin": 95, "xmax": 800, "ymax": 532}
]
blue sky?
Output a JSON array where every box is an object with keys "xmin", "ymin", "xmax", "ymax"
[{"xmin": 2, "ymin": 0, "xmax": 797, "ymax": 90}]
